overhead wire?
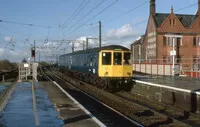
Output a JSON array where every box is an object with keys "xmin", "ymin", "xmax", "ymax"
[
  {"xmin": 59, "ymin": 0, "xmax": 87, "ymax": 29},
  {"xmin": 59, "ymin": 0, "xmax": 90, "ymax": 31},
  {"xmin": 64, "ymin": 0, "xmax": 120, "ymax": 38},
  {"xmin": 175, "ymin": 2, "xmax": 198, "ymax": 12},
  {"xmin": 62, "ymin": 0, "xmax": 107, "ymax": 34},
  {"xmin": 70, "ymin": 0, "xmax": 199, "ymax": 38},
  {"xmin": 0, "ymin": 19, "xmax": 51, "ymax": 28},
  {"xmin": 0, "ymin": 19, "xmax": 52, "ymax": 45},
  {"xmin": 64, "ymin": 0, "xmax": 148, "ymax": 38},
  {"xmin": 59, "ymin": 1, "xmax": 199, "ymax": 39},
  {"xmin": 107, "ymin": 0, "xmax": 149, "ymax": 23},
  {"xmin": 1, "ymin": 0, "xmax": 198, "ymax": 54}
]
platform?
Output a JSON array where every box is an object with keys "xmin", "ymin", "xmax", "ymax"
[
  {"xmin": 41, "ymin": 81, "xmax": 103, "ymax": 127},
  {"xmin": 133, "ymin": 75, "xmax": 200, "ymax": 113},
  {"xmin": 0, "ymin": 82, "xmax": 63, "ymax": 127},
  {"xmin": 134, "ymin": 75, "xmax": 200, "ymax": 91},
  {"xmin": 0, "ymin": 81, "xmax": 103, "ymax": 127}
]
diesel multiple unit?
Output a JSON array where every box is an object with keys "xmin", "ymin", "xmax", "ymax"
[{"xmin": 59, "ymin": 45, "xmax": 133, "ymax": 90}]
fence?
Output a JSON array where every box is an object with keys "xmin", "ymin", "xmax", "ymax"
[
  {"xmin": 133, "ymin": 63, "xmax": 180, "ymax": 76},
  {"xmin": 133, "ymin": 58, "xmax": 200, "ymax": 78}
]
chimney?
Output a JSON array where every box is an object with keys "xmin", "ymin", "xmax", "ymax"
[
  {"xmin": 197, "ymin": 0, "xmax": 200, "ymax": 15},
  {"xmin": 150, "ymin": 0, "xmax": 156, "ymax": 16}
]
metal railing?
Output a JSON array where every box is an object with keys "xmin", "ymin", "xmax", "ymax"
[{"xmin": 133, "ymin": 58, "xmax": 200, "ymax": 78}]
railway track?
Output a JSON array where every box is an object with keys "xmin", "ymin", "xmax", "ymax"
[
  {"xmin": 114, "ymin": 91, "xmax": 200, "ymax": 126},
  {"xmin": 41, "ymin": 67, "xmax": 143, "ymax": 127},
  {"xmin": 41, "ymin": 67, "xmax": 198, "ymax": 127}
]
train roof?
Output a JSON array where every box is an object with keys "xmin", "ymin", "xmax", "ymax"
[{"xmin": 59, "ymin": 45, "xmax": 130, "ymax": 57}]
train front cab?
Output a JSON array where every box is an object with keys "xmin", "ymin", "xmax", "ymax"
[{"xmin": 98, "ymin": 49, "xmax": 133, "ymax": 90}]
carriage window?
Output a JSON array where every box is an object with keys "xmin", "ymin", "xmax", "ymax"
[
  {"xmin": 124, "ymin": 52, "xmax": 131, "ymax": 65},
  {"xmin": 90, "ymin": 57, "xmax": 93, "ymax": 66},
  {"xmin": 102, "ymin": 52, "xmax": 111, "ymax": 65},
  {"xmin": 114, "ymin": 52, "xmax": 122, "ymax": 65}
]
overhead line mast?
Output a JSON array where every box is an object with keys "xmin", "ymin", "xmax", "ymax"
[{"xmin": 99, "ymin": 21, "xmax": 101, "ymax": 48}]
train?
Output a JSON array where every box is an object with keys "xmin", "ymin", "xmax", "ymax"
[{"xmin": 58, "ymin": 45, "xmax": 133, "ymax": 91}]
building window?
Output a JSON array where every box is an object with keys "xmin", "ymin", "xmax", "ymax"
[
  {"xmin": 163, "ymin": 56, "xmax": 166, "ymax": 63},
  {"xmin": 193, "ymin": 56, "xmax": 197, "ymax": 63},
  {"xmin": 163, "ymin": 36, "xmax": 166, "ymax": 46},
  {"xmin": 168, "ymin": 56, "xmax": 172, "ymax": 63},
  {"xmin": 198, "ymin": 37, "xmax": 200, "ymax": 46},
  {"xmin": 193, "ymin": 37, "xmax": 196, "ymax": 46},
  {"xmin": 198, "ymin": 57, "xmax": 200, "ymax": 71},
  {"xmin": 168, "ymin": 37, "xmax": 173, "ymax": 46},
  {"xmin": 177, "ymin": 38, "xmax": 182, "ymax": 46},
  {"xmin": 193, "ymin": 56, "xmax": 197, "ymax": 71},
  {"xmin": 177, "ymin": 56, "xmax": 181, "ymax": 63}
]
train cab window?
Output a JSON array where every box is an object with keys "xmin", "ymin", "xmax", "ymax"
[
  {"xmin": 124, "ymin": 52, "xmax": 131, "ymax": 65},
  {"xmin": 102, "ymin": 52, "xmax": 111, "ymax": 65},
  {"xmin": 90, "ymin": 57, "xmax": 93, "ymax": 66},
  {"xmin": 114, "ymin": 52, "xmax": 122, "ymax": 65}
]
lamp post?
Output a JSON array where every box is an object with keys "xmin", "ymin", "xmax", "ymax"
[{"xmin": 165, "ymin": 34, "xmax": 182, "ymax": 76}]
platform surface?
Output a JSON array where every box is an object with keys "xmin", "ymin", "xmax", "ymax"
[
  {"xmin": 134, "ymin": 75, "xmax": 200, "ymax": 91},
  {"xmin": 0, "ymin": 82, "xmax": 63, "ymax": 127},
  {"xmin": 41, "ymin": 81, "xmax": 101, "ymax": 127}
]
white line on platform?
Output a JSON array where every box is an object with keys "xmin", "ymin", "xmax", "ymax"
[
  {"xmin": 32, "ymin": 81, "xmax": 40, "ymax": 126},
  {"xmin": 53, "ymin": 81, "xmax": 107, "ymax": 127},
  {"xmin": 134, "ymin": 80, "xmax": 200, "ymax": 95}
]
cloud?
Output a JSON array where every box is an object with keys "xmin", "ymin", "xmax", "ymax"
[
  {"xmin": 43, "ymin": 41, "xmax": 58, "ymax": 47},
  {"xmin": 4, "ymin": 36, "xmax": 12, "ymax": 42},
  {"xmin": 106, "ymin": 24, "xmax": 139, "ymax": 40},
  {"xmin": 0, "ymin": 48, "xmax": 29, "ymax": 62},
  {"xmin": 104, "ymin": 24, "xmax": 142, "ymax": 47}
]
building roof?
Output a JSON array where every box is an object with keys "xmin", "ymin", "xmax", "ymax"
[
  {"xmin": 131, "ymin": 35, "xmax": 145, "ymax": 46},
  {"xmin": 154, "ymin": 13, "xmax": 199, "ymax": 28}
]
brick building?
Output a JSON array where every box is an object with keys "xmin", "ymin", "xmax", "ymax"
[
  {"xmin": 131, "ymin": 35, "xmax": 145, "ymax": 63},
  {"xmin": 132, "ymin": 0, "xmax": 200, "ymax": 75}
]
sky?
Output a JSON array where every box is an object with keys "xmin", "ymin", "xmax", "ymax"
[{"xmin": 0, "ymin": 0, "xmax": 198, "ymax": 62}]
